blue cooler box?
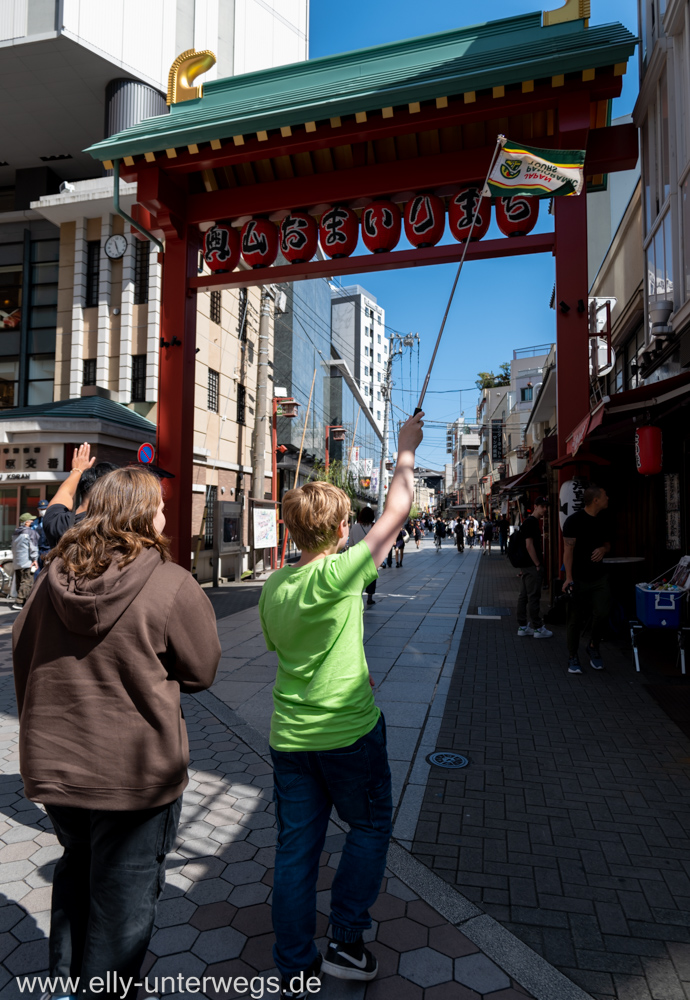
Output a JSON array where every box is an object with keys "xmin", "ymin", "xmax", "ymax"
[{"xmin": 635, "ymin": 585, "xmax": 682, "ymax": 628}]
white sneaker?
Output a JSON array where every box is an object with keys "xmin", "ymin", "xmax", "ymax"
[
  {"xmin": 517, "ymin": 625, "xmax": 534, "ymax": 636},
  {"xmin": 533, "ymin": 626, "xmax": 553, "ymax": 638}
]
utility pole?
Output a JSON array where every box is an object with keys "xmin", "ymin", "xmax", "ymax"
[
  {"xmin": 251, "ymin": 287, "xmax": 273, "ymax": 504},
  {"xmin": 376, "ymin": 333, "xmax": 419, "ymax": 518}
]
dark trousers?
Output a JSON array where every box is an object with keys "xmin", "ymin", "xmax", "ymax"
[
  {"xmin": 517, "ymin": 565, "xmax": 543, "ymax": 628},
  {"xmin": 270, "ymin": 715, "xmax": 392, "ymax": 978},
  {"xmin": 14, "ymin": 567, "xmax": 33, "ymax": 604},
  {"xmin": 566, "ymin": 575, "xmax": 610, "ymax": 656},
  {"xmin": 456, "ymin": 535, "xmax": 464, "ymax": 552},
  {"xmin": 499, "ymin": 532, "xmax": 508, "ymax": 554},
  {"xmin": 46, "ymin": 797, "xmax": 182, "ymax": 999},
  {"xmin": 365, "ymin": 580, "xmax": 376, "ymax": 602}
]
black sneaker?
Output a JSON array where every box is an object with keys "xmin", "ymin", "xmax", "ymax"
[
  {"xmin": 322, "ymin": 939, "xmax": 378, "ymax": 981},
  {"xmin": 281, "ymin": 955, "xmax": 322, "ymax": 998},
  {"xmin": 568, "ymin": 657, "xmax": 583, "ymax": 675}
]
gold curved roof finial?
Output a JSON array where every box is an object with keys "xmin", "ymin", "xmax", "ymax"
[
  {"xmin": 167, "ymin": 48, "xmax": 217, "ymax": 106},
  {"xmin": 543, "ymin": 0, "xmax": 590, "ymax": 27}
]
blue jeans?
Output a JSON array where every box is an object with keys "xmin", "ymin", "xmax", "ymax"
[
  {"xmin": 46, "ymin": 797, "xmax": 182, "ymax": 998},
  {"xmin": 270, "ymin": 713, "xmax": 392, "ymax": 978}
]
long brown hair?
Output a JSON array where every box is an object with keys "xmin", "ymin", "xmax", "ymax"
[{"xmin": 48, "ymin": 467, "xmax": 170, "ymax": 578}]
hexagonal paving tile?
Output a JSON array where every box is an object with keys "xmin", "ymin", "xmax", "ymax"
[
  {"xmin": 155, "ymin": 897, "xmax": 198, "ymax": 929},
  {"xmin": 222, "ymin": 860, "xmax": 266, "ymax": 885},
  {"xmin": 191, "ymin": 926, "xmax": 246, "ymax": 963},
  {"xmin": 189, "ymin": 901, "xmax": 237, "ymax": 931},
  {"xmin": 180, "ymin": 856, "xmax": 226, "ymax": 881},
  {"xmin": 365, "ymin": 973, "xmax": 423, "ymax": 999},
  {"xmin": 398, "ymin": 946, "xmax": 454, "ymax": 987},
  {"xmin": 377, "ymin": 916, "xmax": 428, "ymax": 952},
  {"xmin": 228, "ymin": 882, "xmax": 271, "ymax": 907},
  {"xmin": 429, "ymin": 923, "xmax": 479, "ymax": 959},
  {"xmin": 455, "ymin": 953, "xmax": 510, "ymax": 994},
  {"xmin": 149, "ymin": 924, "xmax": 199, "ymax": 957}
]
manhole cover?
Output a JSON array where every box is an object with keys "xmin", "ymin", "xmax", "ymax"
[
  {"xmin": 426, "ymin": 751, "xmax": 469, "ymax": 769},
  {"xmin": 478, "ymin": 606, "xmax": 511, "ymax": 616}
]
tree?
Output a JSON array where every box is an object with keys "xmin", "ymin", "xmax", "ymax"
[{"xmin": 475, "ymin": 362, "xmax": 511, "ymax": 390}]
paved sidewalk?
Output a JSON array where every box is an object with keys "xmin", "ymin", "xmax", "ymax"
[{"xmin": 412, "ymin": 552, "xmax": 690, "ymax": 1000}]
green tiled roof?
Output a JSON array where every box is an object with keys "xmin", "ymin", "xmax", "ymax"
[
  {"xmin": 0, "ymin": 396, "xmax": 156, "ymax": 434},
  {"xmin": 86, "ymin": 12, "xmax": 637, "ymax": 163}
]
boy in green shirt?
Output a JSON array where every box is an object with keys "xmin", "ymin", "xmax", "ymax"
[{"xmin": 259, "ymin": 412, "xmax": 424, "ymax": 998}]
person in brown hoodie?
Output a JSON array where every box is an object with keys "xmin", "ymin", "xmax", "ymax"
[{"xmin": 12, "ymin": 466, "xmax": 221, "ymax": 999}]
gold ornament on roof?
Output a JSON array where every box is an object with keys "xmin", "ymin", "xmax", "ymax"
[
  {"xmin": 167, "ymin": 49, "xmax": 217, "ymax": 105},
  {"xmin": 543, "ymin": 0, "xmax": 590, "ymax": 27}
]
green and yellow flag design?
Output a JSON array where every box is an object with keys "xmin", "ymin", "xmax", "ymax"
[{"xmin": 484, "ymin": 139, "xmax": 586, "ymax": 198}]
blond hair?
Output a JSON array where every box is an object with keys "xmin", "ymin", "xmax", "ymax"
[
  {"xmin": 48, "ymin": 467, "xmax": 170, "ymax": 578},
  {"xmin": 282, "ymin": 481, "xmax": 350, "ymax": 552}
]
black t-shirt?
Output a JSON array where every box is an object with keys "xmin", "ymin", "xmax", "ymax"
[
  {"xmin": 521, "ymin": 515, "xmax": 543, "ymax": 566},
  {"xmin": 562, "ymin": 509, "xmax": 609, "ymax": 580},
  {"xmin": 43, "ymin": 504, "xmax": 87, "ymax": 548}
]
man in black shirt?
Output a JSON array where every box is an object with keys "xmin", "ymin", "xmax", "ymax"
[
  {"xmin": 44, "ymin": 443, "xmax": 117, "ymax": 547},
  {"xmin": 516, "ymin": 497, "xmax": 552, "ymax": 639},
  {"xmin": 562, "ymin": 485, "xmax": 610, "ymax": 674}
]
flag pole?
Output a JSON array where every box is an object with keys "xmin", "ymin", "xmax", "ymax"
[
  {"xmin": 279, "ymin": 367, "xmax": 316, "ymax": 568},
  {"xmin": 414, "ymin": 134, "xmax": 506, "ymax": 415}
]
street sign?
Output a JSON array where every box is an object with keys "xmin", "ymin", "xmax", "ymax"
[{"xmin": 138, "ymin": 442, "xmax": 155, "ymax": 464}]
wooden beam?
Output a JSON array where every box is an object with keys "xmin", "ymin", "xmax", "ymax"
[{"xmin": 188, "ymin": 233, "xmax": 556, "ymax": 290}]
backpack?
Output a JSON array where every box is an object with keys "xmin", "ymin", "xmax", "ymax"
[
  {"xmin": 506, "ymin": 525, "xmax": 529, "ymax": 568},
  {"xmin": 436, "ymin": 522, "xmax": 446, "ymax": 538}
]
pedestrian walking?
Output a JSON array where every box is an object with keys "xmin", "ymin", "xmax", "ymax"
[
  {"xmin": 516, "ymin": 497, "xmax": 553, "ymax": 639},
  {"xmin": 258, "ymin": 411, "xmax": 424, "ymax": 996},
  {"xmin": 433, "ymin": 517, "xmax": 446, "ymax": 552},
  {"xmin": 454, "ymin": 518, "xmax": 464, "ymax": 553},
  {"xmin": 394, "ymin": 524, "xmax": 408, "ymax": 566},
  {"xmin": 482, "ymin": 517, "xmax": 494, "ymax": 555},
  {"xmin": 562, "ymin": 485, "xmax": 611, "ymax": 674},
  {"xmin": 44, "ymin": 442, "xmax": 118, "ymax": 547},
  {"xmin": 12, "ymin": 467, "xmax": 221, "ymax": 998},
  {"xmin": 414, "ymin": 521, "xmax": 422, "ymax": 549},
  {"xmin": 498, "ymin": 514, "xmax": 509, "ymax": 554},
  {"xmin": 350, "ymin": 507, "xmax": 377, "ymax": 606},
  {"xmin": 466, "ymin": 518, "xmax": 475, "ymax": 548},
  {"xmin": 11, "ymin": 514, "xmax": 38, "ymax": 610}
]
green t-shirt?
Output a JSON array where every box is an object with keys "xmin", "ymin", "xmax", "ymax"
[{"xmin": 259, "ymin": 541, "xmax": 380, "ymax": 751}]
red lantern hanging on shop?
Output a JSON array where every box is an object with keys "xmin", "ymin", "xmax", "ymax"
[
  {"xmin": 448, "ymin": 187, "xmax": 490, "ymax": 242},
  {"xmin": 241, "ymin": 218, "xmax": 279, "ymax": 268},
  {"xmin": 635, "ymin": 425, "xmax": 663, "ymax": 475},
  {"xmin": 404, "ymin": 193, "xmax": 445, "ymax": 247},
  {"xmin": 203, "ymin": 224, "xmax": 241, "ymax": 271},
  {"xmin": 361, "ymin": 200, "xmax": 401, "ymax": 253},
  {"xmin": 280, "ymin": 211, "xmax": 318, "ymax": 264},
  {"xmin": 319, "ymin": 205, "xmax": 359, "ymax": 258},
  {"xmin": 495, "ymin": 195, "xmax": 539, "ymax": 237}
]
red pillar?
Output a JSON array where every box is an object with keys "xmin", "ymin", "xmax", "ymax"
[
  {"xmin": 554, "ymin": 93, "xmax": 591, "ymax": 461},
  {"xmin": 158, "ymin": 231, "xmax": 200, "ymax": 568}
]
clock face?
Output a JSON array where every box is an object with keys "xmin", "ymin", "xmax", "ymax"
[{"xmin": 105, "ymin": 234, "xmax": 127, "ymax": 260}]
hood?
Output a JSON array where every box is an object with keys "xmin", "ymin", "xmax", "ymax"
[
  {"xmin": 13, "ymin": 525, "xmax": 33, "ymax": 538},
  {"xmin": 45, "ymin": 547, "xmax": 163, "ymax": 637}
]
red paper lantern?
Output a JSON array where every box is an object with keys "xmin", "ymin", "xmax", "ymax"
[
  {"xmin": 362, "ymin": 200, "xmax": 401, "ymax": 253},
  {"xmin": 635, "ymin": 425, "xmax": 663, "ymax": 475},
  {"xmin": 203, "ymin": 224, "xmax": 240, "ymax": 271},
  {"xmin": 319, "ymin": 206, "xmax": 359, "ymax": 258},
  {"xmin": 448, "ymin": 187, "xmax": 490, "ymax": 242},
  {"xmin": 495, "ymin": 195, "xmax": 539, "ymax": 237},
  {"xmin": 280, "ymin": 211, "xmax": 318, "ymax": 264},
  {"xmin": 241, "ymin": 219, "xmax": 279, "ymax": 268},
  {"xmin": 404, "ymin": 194, "xmax": 445, "ymax": 247}
]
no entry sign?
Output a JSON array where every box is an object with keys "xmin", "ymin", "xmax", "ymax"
[{"xmin": 138, "ymin": 443, "xmax": 155, "ymax": 465}]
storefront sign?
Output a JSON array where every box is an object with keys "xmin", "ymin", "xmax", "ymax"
[
  {"xmin": 253, "ymin": 507, "xmax": 277, "ymax": 549},
  {"xmin": 559, "ymin": 478, "xmax": 586, "ymax": 529},
  {"xmin": 665, "ymin": 472, "xmax": 681, "ymax": 550},
  {"xmin": 491, "ymin": 420, "xmax": 503, "ymax": 461},
  {"xmin": 0, "ymin": 470, "xmax": 67, "ymax": 482},
  {"xmin": 2, "ymin": 443, "xmax": 63, "ymax": 472}
]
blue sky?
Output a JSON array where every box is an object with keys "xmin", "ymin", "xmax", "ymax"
[{"xmin": 310, "ymin": 1, "xmax": 639, "ymax": 469}]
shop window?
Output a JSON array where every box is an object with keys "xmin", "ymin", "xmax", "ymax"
[
  {"xmin": 134, "ymin": 240, "xmax": 149, "ymax": 305},
  {"xmin": 204, "ymin": 485, "xmax": 217, "ymax": 549},
  {"xmin": 131, "ymin": 355, "xmax": 146, "ymax": 402},
  {"xmin": 0, "ymin": 358, "xmax": 18, "ymax": 409},
  {"xmin": 83, "ymin": 358, "xmax": 96, "ymax": 386},
  {"xmin": 208, "ymin": 368, "xmax": 219, "ymax": 412},
  {"xmin": 237, "ymin": 382, "xmax": 246, "ymax": 425},
  {"xmin": 86, "ymin": 241, "xmax": 100, "ymax": 308},
  {"xmin": 27, "ymin": 355, "xmax": 54, "ymax": 405}
]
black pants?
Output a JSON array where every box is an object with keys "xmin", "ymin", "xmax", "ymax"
[
  {"xmin": 517, "ymin": 565, "xmax": 543, "ymax": 628},
  {"xmin": 566, "ymin": 575, "xmax": 610, "ymax": 656},
  {"xmin": 456, "ymin": 535, "xmax": 464, "ymax": 552},
  {"xmin": 46, "ymin": 797, "xmax": 182, "ymax": 999}
]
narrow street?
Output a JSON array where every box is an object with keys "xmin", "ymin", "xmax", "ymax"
[{"xmin": 0, "ymin": 538, "xmax": 687, "ymax": 1000}]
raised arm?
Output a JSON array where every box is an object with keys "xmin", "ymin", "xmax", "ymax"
[
  {"xmin": 364, "ymin": 412, "xmax": 424, "ymax": 568},
  {"xmin": 49, "ymin": 442, "xmax": 96, "ymax": 511}
]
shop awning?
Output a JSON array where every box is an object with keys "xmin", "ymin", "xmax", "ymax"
[
  {"xmin": 498, "ymin": 461, "xmax": 547, "ymax": 494},
  {"xmin": 566, "ymin": 370, "xmax": 690, "ymax": 454}
]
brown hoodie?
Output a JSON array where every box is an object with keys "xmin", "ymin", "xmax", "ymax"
[{"xmin": 12, "ymin": 548, "xmax": 221, "ymax": 810}]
